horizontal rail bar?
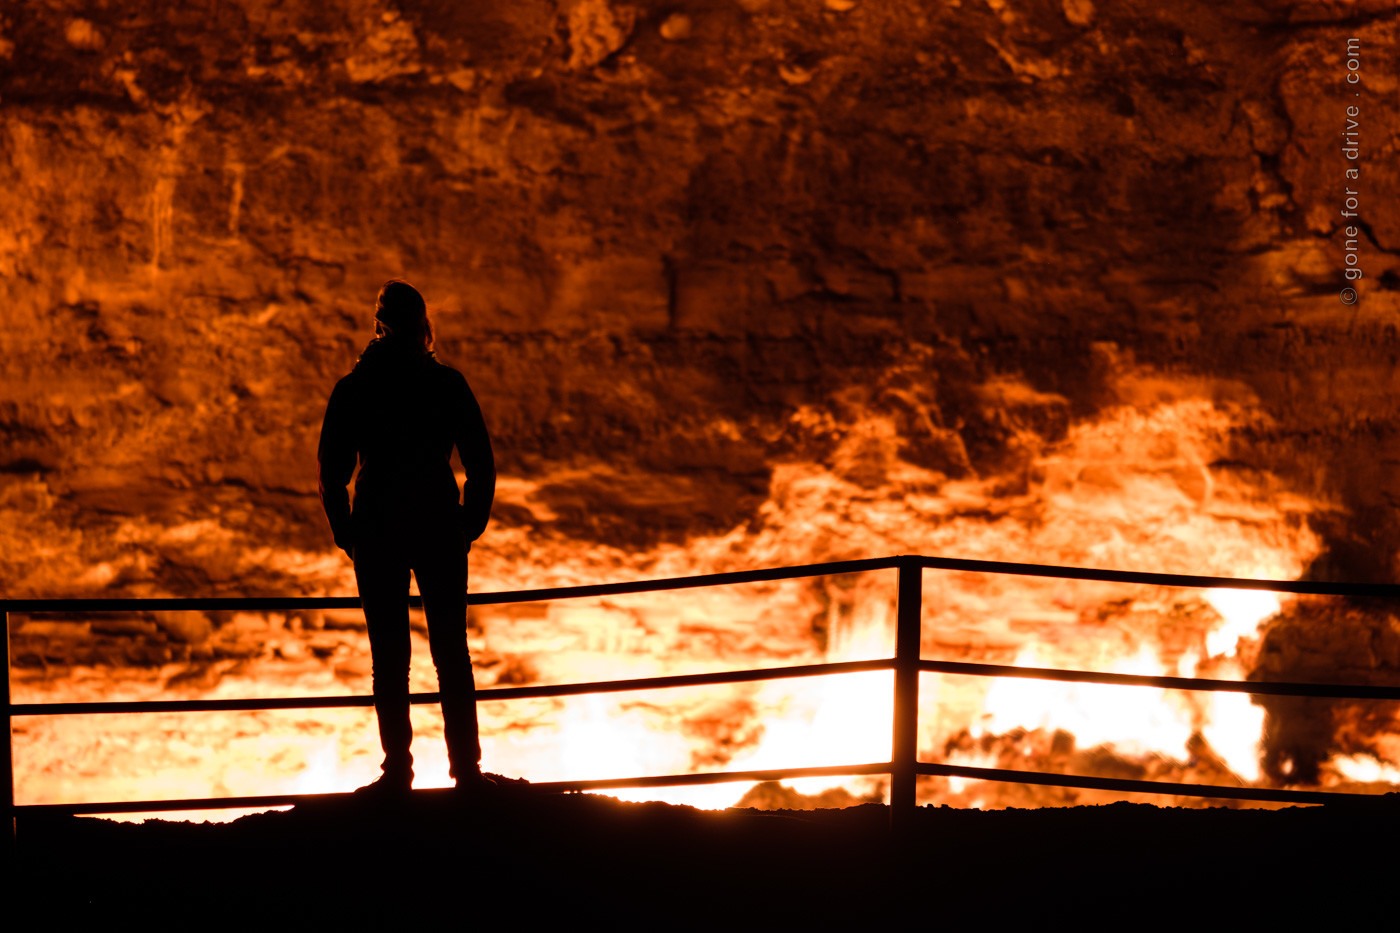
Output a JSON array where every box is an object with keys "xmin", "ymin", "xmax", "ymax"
[
  {"xmin": 2, "ymin": 596, "xmax": 369, "ymax": 613},
  {"xmin": 476, "ymin": 658, "xmax": 892, "ymax": 701},
  {"xmin": 18, "ymin": 757, "xmax": 1391, "ymax": 816},
  {"xmin": 0, "ymin": 556, "xmax": 904, "ymax": 613},
  {"xmin": 473, "ymin": 761, "xmax": 894, "ymax": 795},
  {"xmin": 919, "ymin": 659, "xmax": 1400, "ymax": 701},
  {"xmin": 15, "ymin": 655, "xmax": 1397, "ymax": 717},
  {"xmin": 17, "ymin": 793, "xmax": 309, "ymax": 816},
  {"xmin": 13, "ymin": 762, "xmax": 895, "ymax": 816},
  {"xmin": 467, "ymin": 557, "xmax": 899, "ymax": 605},
  {"xmin": 10, "ymin": 659, "xmax": 895, "ymax": 717},
  {"xmin": 10, "ymin": 553, "xmax": 1400, "ymax": 823},
  {"xmin": 915, "ymin": 555, "xmax": 1400, "ymax": 598},
  {"xmin": 9, "ymin": 551, "xmax": 1400, "ymax": 614},
  {"xmin": 917, "ymin": 762, "xmax": 1391, "ymax": 807},
  {"xmin": 12, "ymin": 694, "xmax": 380, "ymax": 717}
]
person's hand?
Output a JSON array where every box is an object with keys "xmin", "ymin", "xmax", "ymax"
[{"xmin": 460, "ymin": 501, "xmax": 488, "ymax": 542}]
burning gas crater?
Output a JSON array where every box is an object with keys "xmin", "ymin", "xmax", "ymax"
[
  {"xmin": 12, "ymin": 387, "xmax": 1400, "ymax": 818},
  {"xmin": 943, "ymin": 589, "xmax": 1277, "ymax": 798}
]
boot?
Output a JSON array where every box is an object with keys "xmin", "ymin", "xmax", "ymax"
[{"xmin": 353, "ymin": 760, "xmax": 414, "ymax": 799}]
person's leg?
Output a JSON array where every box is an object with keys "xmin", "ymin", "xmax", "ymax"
[
  {"xmin": 412, "ymin": 519, "xmax": 481, "ymax": 782},
  {"xmin": 355, "ymin": 536, "xmax": 415, "ymax": 786}
]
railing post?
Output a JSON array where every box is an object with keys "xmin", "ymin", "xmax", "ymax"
[
  {"xmin": 890, "ymin": 557, "xmax": 922, "ymax": 838},
  {"xmin": 5, "ymin": 607, "xmax": 13, "ymax": 846}
]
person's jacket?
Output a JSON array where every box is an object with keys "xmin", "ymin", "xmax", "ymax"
[{"xmin": 318, "ymin": 339, "xmax": 495, "ymax": 554}]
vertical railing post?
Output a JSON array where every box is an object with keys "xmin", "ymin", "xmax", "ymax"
[
  {"xmin": 890, "ymin": 557, "xmax": 922, "ymax": 837},
  {"xmin": 5, "ymin": 607, "xmax": 13, "ymax": 846}
]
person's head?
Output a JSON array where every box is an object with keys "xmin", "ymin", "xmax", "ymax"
[{"xmin": 373, "ymin": 279, "xmax": 433, "ymax": 354}]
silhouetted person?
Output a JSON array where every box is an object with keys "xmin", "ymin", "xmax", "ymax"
[{"xmin": 318, "ymin": 279, "xmax": 495, "ymax": 795}]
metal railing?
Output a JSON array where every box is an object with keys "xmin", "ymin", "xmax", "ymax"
[{"xmin": 7, "ymin": 554, "xmax": 1400, "ymax": 833}]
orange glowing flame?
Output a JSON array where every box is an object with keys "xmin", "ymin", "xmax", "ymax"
[{"xmin": 18, "ymin": 382, "xmax": 1380, "ymax": 819}]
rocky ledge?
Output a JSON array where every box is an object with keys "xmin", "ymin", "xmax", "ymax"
[{"xmin": 15, "ymin": 791, "xmax": 1400, "ymax": 927}]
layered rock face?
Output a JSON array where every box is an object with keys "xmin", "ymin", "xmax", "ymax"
[
  {"xmin": 2, "ymin": 0, "xmax": 1397, "ymax": 597},
  {"xmin": 4, "ymin": 0, "xmax": 1399, "ymax": 799},
  {"xmin": 3, "ymin": 0, "xmax": 1396, "ymax": 595}
]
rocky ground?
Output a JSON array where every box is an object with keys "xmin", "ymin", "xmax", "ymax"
[
  {"xmin": 5, "ymin": 0, "xmax": 1400, "ymax": 836},
  {"xmin": 15, "ymin": 791, "xmax": 1400, "ymax": 928}
]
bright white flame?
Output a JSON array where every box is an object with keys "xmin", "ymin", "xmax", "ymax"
[
  {"xmin": 552, "ymin": 694, "xmax": 759, "ymax": 809},
  {"xmin": 88, "ymin": 806, "xmax": 293, "ymax": 824},
  {"xmin": 291, "ymin": 747, "xmax": 349, "ymax": 795},
  {"xmin": 1330, "ymin": 753, "xmax": 1400, "ymax": 786},
  {"xmin": 733, "ymin": 671, "xmax": 892, "ymax": 774},
  {"xmin": 600, "ymin": 781, "xmax": 764, "ymax": 809},
  {"xmin": 559, "ymin": 695, "xmax": 669, "ymax": 779},
  {"xmin": 977, "ymin": 647, "xmax": 1193, "ymax": 758},
  {"xmin": 1199, "ymin": 690, "xmax": 1264, "ymax": 782},
  {"xmin": 1204, "ymin": 588, "xmax": 1279, "ymax": 657}
]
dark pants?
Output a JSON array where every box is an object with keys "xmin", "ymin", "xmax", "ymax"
[{"xmin": 353, "ymin": 513, "xmax": 480, "ymax": 783}]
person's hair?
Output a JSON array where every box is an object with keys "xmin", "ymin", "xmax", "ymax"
[{"xmin": 374, "ymin": 279, "xmax": 434, "ymax": 354}]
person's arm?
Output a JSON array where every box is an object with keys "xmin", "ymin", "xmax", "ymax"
[
  {"xmin": 457, "ymin": 374, "xmax": 495, "ymax": 542},
  {"xmin": 317, "ymin": 377, "xmax": 358, "ymax": 556}
]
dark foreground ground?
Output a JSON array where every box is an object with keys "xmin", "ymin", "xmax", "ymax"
[{"xmin": 14, "ymin": 788, "xmax": 1399, "ymax": 929}]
